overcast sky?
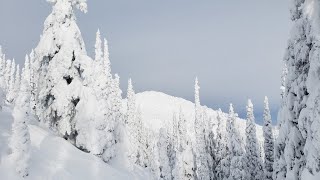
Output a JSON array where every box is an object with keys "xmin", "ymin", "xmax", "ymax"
[{"xmin": 0, "ymin": 0, "xmax": 291, "ymax": 124}]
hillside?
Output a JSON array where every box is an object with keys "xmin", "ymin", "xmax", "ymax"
[
  {"xmin": 0, "ymin": 90, "xmax": 271, "ymax": 179},
  {"xmin": 0, "ymin": 106, "xmax": 149, "ymax": 180}
]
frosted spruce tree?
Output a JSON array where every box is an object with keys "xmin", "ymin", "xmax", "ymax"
[
  {"xmin": 0, "ymin": 47, "xmax": 6, "ymax": 108},
  {"xmin": 194, "ymin": 77, "xmax": 210, "ymax": 180},
  {"xmin": 4, "ymin": 59, "xmax": 12, "ymax": 92},
  {"xmin": 6, "ymin": 60, "xmax": 16, "ymax": 103},
  {"xmin": 280, "ymin": 63, "xmax": 288, "ymax": 100},
  {"xmin": 274, "ymin": 1, "xmax": 320, "ymax": 179},
  {"xmin": 33, "ymin": 0, "xmax": 88, "ymax": 139},
  {"xmin": 215, "ymin": 109, "xmax": 229, "ymax": 180},
  {"xmin": 166, "ymin": 112, "xmax": 177, "ymax": 173},
  {"xmin": 227, "ymin": 104, "xmax": 245, "ymax": 180},
  {"xmin": 13, "ymin": 65, "xmax": 21, "ymax": 102},
  {"xmin": 204, "ymin": 110, "xmax": 215, "ymax": 180},
  {"xmin": 29, "ymin": 51, "xmax": 38, "ymax": 117},
  {"xmin": 94, "ymin": 29, "xmax": 103, "ymax": 62},
  {"xmin": 263, "ymin": 96, "xmax": 274, "ymax": 180},
  {"xmin": 9, "ymin": 73, "xmax": 31, "ymax": 178},
  {"xmin": 157, "ymin": 128, "xmax": 172, "ymax": 180},
  {"xmin": 172, "ymin": 108, "xmax": 196, "ymax": 180},
  {"xmin": 103, "ymin": 38, "xmax": 112, "ymax": 80},
  {"xmin": 0, "ymin": 46, "xmax": 6, "ymax": 91},
  {"xmin": 135, "ymin": 105, "xmax": 145, "ymax": 166},
  {"xmin": 244, "ymin": 99, "xmax": 263, "ymax": 180},
  {"xmin": 126, "ymin": 78, "xmax": 140, "ymax": 164}
]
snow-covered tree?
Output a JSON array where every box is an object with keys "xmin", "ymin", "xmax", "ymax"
[
  {"xmin": 166, "ymin": 112, "xmax": 177, "ymax": 173},
  {"xmin": 33, "ymin": 0, "xmax": 89, "ymax": 139},
  {"xmin": 9, "ymin": 73, "xmax": 31, "ymax": 178},
  {"xmin": 227, "ymin": 104, "xmax": 245, "ymax": 180},
  {"xmin": 6, "ymin": 59, "xmax": 16, "ymax": 103},
  {"xmin": 194, "ymin": 77, "xmax": 210, "ymax": 180},
  {"xmin": 215, "ymin": 109, "xmax": 229, "ymax": 180},
  {"xmin": 0, "ymin": 47, "xmax": 6, "ymax": 108},
  {"xmin": 103, "ymin": 38, "xmax": 112, "ymax": 80},
  {"xmin": 273, "ymin": 1, "xmax": 320, "ymax": 179},
  {"xmin": 203, "ymin": 110, "xmax": 215, "ymax": 180},
  {"xmin": 263, "ymin": 96, "xmax": 274, "ymax": 180},
  {"xmin": 126, "ymin": 78, "xmax": 140, "ymax": 164},
  {"xmin": 13, "ymin": 65, "xmax": 21, "ymax": 102},
  {"xmin": 4, "ymin": 59, "xmax": 12, "ymax": 92},
  {"xmin": 94, "ymin": 29, "xmax": 103, "ymax": 62},
  {"xmin": 23, "ymin": 55, "xmax": 31, "ymax": 85},
  {"xmin": 29, "ymin": 53, "xmax": 37, "ymax": 117},
  {"xmin": 173, "ymin": 108, "xmax": 196, "ymax": 180},
  {"xmin": 157, "ymin": 128, "xmax": 172, "ymax": 180},
  {"xmin": 0, "ymin": 46, "xmax": 6, "ymax": 91},
  {"xmin": 280, "ymin": 63, "xmax": 288, "ymax": 100},
  {"xmin": 111, "ymin": 74, "xmax": 123, "ymax": 124},
  {"xmin": 127, "ymin": 78, "xmax": 135, "ymax": 125},
  {"xmin": 244, "ymin": 99, "xmax": 263, "ymax": 180}
]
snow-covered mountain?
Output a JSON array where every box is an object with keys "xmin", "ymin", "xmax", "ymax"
[{"xmin": 136, "ymin": 91, "xmax": 265, "ymax": 154}]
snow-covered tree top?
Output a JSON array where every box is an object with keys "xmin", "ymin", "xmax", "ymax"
[
  {"xmin": 229, "ymin": 103, "xmax": 234, "ymax": 114},
  {"xmin": 194, "ymin": 77, "xmax": 200, "ymax": 107},
  {"xmin": 47, "ymin": 0, "xmax": 87, "ymax": 13},
  {"xmin": 264, "ymin": 96, "xmax": 269, "ymax": 108},
  {"xmin": 246, "ymin": 99, "xmax": 253, "ymax": 114},
  {"xmin": 104, "ymin": 38, "xmax": 110, "ymax": 62},
  {"xmin": 128, "ymin": 78, "xmax": 134, "ymax": 94},
  {"xmin": 95, "ymin": 29, "xmax": 103, "ymax": 61}
]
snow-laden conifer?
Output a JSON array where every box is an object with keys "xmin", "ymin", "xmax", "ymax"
[
  {"xmin": 263, "ymin": 96, "xmax": 274, "ymax": 180},
  {"xmin": 13, "ymin": 65, "xmax": 21, "ymax": 102},
  {"xmin": 126, "ymin": 78, "xmax": 139, "ymax": 164},
  {"xmin": 4, "ymin": 59, "xmax": 11, "ymax": 92},
  {"xmin": 95, "ymin": 29, "xmax": 103, "ymax": 62},
  {"xmin": 103, "ymin": 38, "xmax": 112, "ymax": 80},
  {"xmin": 9, "ymin": 72, "xmax": 31, "ymax": 178},
  {"xmin": 34, "ymin": 0, "xmax": 88, "ymax": 139},
  {"xmin": 273, "ymin": 1, "xmax": 320, "ymax": 179},
  {"xmin": 157, "ymin": 128, "xmax": 172, "ymax": 180},
  {"xmin": 194, "ymin": 77, "xmax": 210, "ymax": 180},
  {"xmin": 244, "ymin": 99, "xmax": 264, "ymax": 180},
  {"xmin": 215, "ymin": 109, "xmax": 229, "ymax": 180},
  {"xmin": 227, "ymin": 104, "xmax": 245, "ymax": 180},
  {"xmin": 0, "ymin": 46, "xmax": 5, "ymax": 91},
  {"xmin": 6, "ymin": 60, "xmax": 16, "ymax": 103},
  {"xmin": 173, "ymin": 108, "xmax": 196, "ymax": 180}
]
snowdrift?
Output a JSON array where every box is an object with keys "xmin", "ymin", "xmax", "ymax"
[{"xmin": 0, "ymin": 107, "xmax": 145, "ymax": 180}]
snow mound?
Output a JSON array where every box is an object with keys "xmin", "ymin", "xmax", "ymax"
[{"xmin": 0, "ymin": 106, "xmax": 145, "ymax": 180}]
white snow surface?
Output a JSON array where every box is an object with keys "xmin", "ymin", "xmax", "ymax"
[{"xmin": 0, "ymin": 106, "xmax": 147, "ymax": 180}]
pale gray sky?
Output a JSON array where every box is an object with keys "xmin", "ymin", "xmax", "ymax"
[{"xmin": 0, "ymin": 0, "xmax": 291, "ymax": 124}]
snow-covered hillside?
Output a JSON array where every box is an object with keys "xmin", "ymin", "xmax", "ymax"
[
  {"xmin": 0, "ymin": 106, "xmax": 149, "ymax": 180},
  {"xmin": 136, "ymin": 91, "xmax": 265, "ymax": 153},
  {"xmin": 0, "ymin": 91, "xmax": 269, "ymax": 180}
]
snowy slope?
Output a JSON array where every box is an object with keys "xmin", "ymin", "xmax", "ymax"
[
  {"xmin": 136, "ymin": 91, "xmax": 265, "ymax": 152},
  {"xmin": 0, "ymin": 91, "xmax": 270, "ymax": 179},
  {"xmin": 0, "ymin": 106, "xmax": 147, "ymax": 180}
]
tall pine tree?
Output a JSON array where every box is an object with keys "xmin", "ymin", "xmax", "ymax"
[
  {"xmin": 244, "ymin": 99, "xmax": 263, "ymax": 180},
  {"xmin": 263, "ymin": 96, "xmax": 274, "ymax": 180}
]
